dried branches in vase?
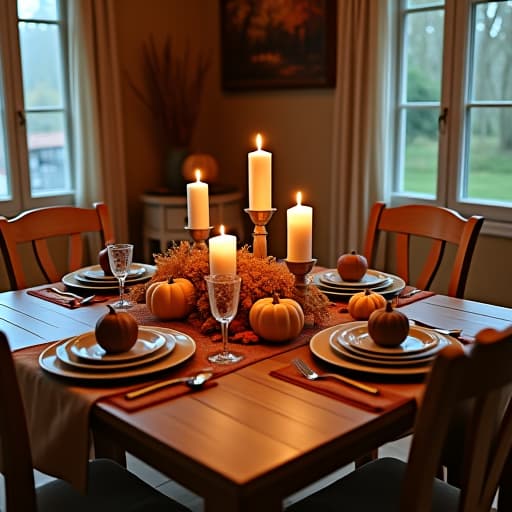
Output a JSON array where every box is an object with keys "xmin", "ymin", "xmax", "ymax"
[{"xmin": 127, "ymin": 36, "xmax": 211, "ymax": 191}]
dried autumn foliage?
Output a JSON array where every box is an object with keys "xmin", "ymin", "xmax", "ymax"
[{"xmin": 131, "ymin": 242, "xmax": 330, "ymax": 338}]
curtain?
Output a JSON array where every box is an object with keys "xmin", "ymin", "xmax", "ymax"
[
  {"xmin": 67, "ymin": 0, "xmax": 128, "ymax": 242},
  {"xmin": 328, "ymin": 0, "xmax": 392, "ymax": 264}
]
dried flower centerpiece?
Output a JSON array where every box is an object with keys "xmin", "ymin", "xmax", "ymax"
[
  {"xmin": 128, "ymin": 36, "xmax": 210, "ymax": 192},
  {"xmin": 130, "ymin": 242, "xmax": 330, "ymax": 343}
]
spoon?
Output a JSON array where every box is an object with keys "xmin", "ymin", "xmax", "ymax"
[{"xmin": 125, "ymin": 371, "xmax": 214, "ymax": 400}]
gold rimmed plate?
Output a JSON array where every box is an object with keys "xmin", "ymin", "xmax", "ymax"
[
  {"xmin": 310, "ymin": 324, "xmax": 463, "ymax": 376},
  {"xmin": 39, "ymin": 327, "xmax": 196, "ymax": 381}
]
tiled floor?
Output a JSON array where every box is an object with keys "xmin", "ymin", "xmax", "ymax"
[{"xmin": 2, "ymin": 435, "xmax": 496, "ymax": 510}]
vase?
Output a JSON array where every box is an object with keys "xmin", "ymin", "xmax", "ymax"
[{"xmin": 164, "ymin": 146, "xmax": 189, "ymax": 194}]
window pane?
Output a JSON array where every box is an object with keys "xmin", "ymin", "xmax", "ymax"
[
  {"xmin": 471, "ymin": 2, "xmax": 512, "ymax": 102},
  {"xmin": 26, "ymin": 112, "xmax": 71, "ymax": 195},
  {"xmin": 407, "ymin": 1, "xmax": 444, "ymax": 7},
  {"xmin": 17, "ymin": 0, "xmax": 58, "ymax": 21},
  {"xmin": 0, "ymin": 75, "xmax": 9, "ymax": 199},
  {"xmin": 19, "ymin": 21, "xmax": 64, "ymax": 109},
  {"xmin": 401, "ymin": 108, "xmax": 439, "ymax": 196},
  {"xmin": 464, "ymin": 107, "xmax": 512, "ymax": 204},
  {"xmin": 405, "ymin": 10, "xmax": 444, "ymax": 102}
]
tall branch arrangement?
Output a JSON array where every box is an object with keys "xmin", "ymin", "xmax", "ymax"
[{"xmin": 128, "ymin": 36, "xmax": 211, "ymax": 149}]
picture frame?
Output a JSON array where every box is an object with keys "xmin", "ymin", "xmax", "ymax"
[{"xmin": 220, "ymin": 0, "xmax": 337, "ymax": 90}]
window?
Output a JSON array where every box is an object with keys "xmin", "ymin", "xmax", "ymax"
[
  {"xmin": 0, "ymin": 0, "xmax": 72, "ymax": 217},
  {"xmin": 393, "ymin": 0, "xmax": 512, "ymax": 234}
]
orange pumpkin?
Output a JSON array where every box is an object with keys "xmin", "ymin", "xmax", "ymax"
[
  {"xmin": 368, "ymin": 301, "xmax": 410, "ymax": 347},
  {"xmin": 348, "ymin": 289, "xmax": 387, "ymax": 320},
  {"xmin": 337, "ymin": 250, "xmax": 368, "ymax": 282},
  {"xmin": 249, "ymin": 293, "xmax": 304, "ymax": 342},
  {"xmin": 146, "ymin": 277, "xmax": 196, "ymax": 320},
  {"xmin": 95, "ymin": 305, "xmax": 138, "ymax": 353},
  {"xmin": 182, "ymin": 153, "xmax": 219, "ymax": 183}
]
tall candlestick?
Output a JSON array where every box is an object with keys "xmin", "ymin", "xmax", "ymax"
[
  {"xmin": 287, "ymin": 191, "xmax": 313, "ymax": 262},
  {"xmin": 248, "ymin": 134, "xmax": 272, "ymax": 210},
  {"xmin": 209, "ymin": 225, "xmax": 237, "ymax": 275},
  {"xmin": 186, "ymin": 169, "xmax": 209, "ymax": 229}
]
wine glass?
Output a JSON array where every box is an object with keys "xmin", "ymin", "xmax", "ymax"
[
  {"xmin": 205, "ymin": 274, "xmax": 243, "ymax": 365},
  {"xmin": 108, "ymin": 243, "xmax": 134, "ymax": 309}
]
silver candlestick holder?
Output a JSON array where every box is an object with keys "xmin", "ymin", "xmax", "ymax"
[
  {"xmin": 184, "ymin": 226, "xmax": 212, "ymax": 251},
  {"xmin": 244, "ymin": 208, "xmax": 277, "ymax": 258}
]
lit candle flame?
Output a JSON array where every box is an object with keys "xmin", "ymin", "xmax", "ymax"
[
  {"xmin": 296, "ymin": 191, "xmax": 302, "ymax": 205},
  {"xmin": 220, "ymin": 224, "xmax": 225, "ymax": 235},
  {"xmin": 256, "ymin": 133, "xmax": 262, "ymax": 151},
  {"xmin": 195, "ymin": 169, "xmax": 201, "ymax": 182}
]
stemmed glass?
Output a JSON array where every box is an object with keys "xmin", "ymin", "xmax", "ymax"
[
  {"xmin": 108, "ymin": 243, "xmax": 134, "ymax": 309},
  {"xmin": 205, "ymin": 274, "xmax": 243, "ymax": 365}
]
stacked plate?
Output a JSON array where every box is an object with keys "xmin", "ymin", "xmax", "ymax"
[
  {"xmin": 39, "ymin": 326, "xmax": 196, "ymax": 381},
  {"xmin": 309, "ymin": 321, "xmax": 463, "ymax": 376},
  {"xmin": 62, "ymin": 263, "xmax": 156, "ymax": 292},
  {"xmin": 312, "ymin": 268, "xmax": 405, "ymax": 301}
]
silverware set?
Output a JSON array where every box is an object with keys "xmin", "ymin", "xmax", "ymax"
[
  {"xmin": 50, "ymin": 287, "xmax": 96, "ymax": 305},
  {"xmin": 292, "ymin": 358, "xmax": 379, "ymax": 395}
]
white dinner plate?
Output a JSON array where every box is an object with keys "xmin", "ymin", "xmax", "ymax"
[
  {"xmin": 313, "ymin": 271, "xmax": 406, "ymax": 302},
  {"xmin": 310, "ymin": 323, "xmax": 463, "ymax": 376},
  {"xmin": 320, "ymin": 269, "xmax": 390, "ymax": 288},
  {"xmin": 62, "ymin": 263, "xmax": 156, "ymax": 291},
  {"xmin": 78, "ymin": 264, "xmax": 147, "ymax": 282},
  {"xmin": 69, "ymin": 328, "xmax": 167, "ymax": 363},
  {"xmin": 57, "ymin": 333, "xmax": 176, "ymax": 371},
  {"xmin": 39, "ymin": 327, "xmax": 196, "ymax": 381},
  {"xmin": 313, "ymin": 274, "xmax": 392, "ymax": 293},
  {"xmin": 337, "ymin": 321, "xmax": 439, "ymax": 355},
  {"xmin": 329, "ymin": 330, "xmax": 449, "ymax": 367}
]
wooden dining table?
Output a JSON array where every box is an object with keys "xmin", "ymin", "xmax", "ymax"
[{"xmin": 2, "ymin": 284, "xmax": 512, "ymax": 511}]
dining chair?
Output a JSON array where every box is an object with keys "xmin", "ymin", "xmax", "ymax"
[
  {"xmin": 363, "ymin": 202, "xmax": 484, "ymax": 298},
  {"xmin": 286, "ymin": 324, "xmax": 512, "ymax": 512},
  {"xmin": 0, "ymin": 330, "xmax": 191, "ymax": 512},
  {"xmin": 0, "ymin": 202, "xmax": 115, "ymax": 290}
]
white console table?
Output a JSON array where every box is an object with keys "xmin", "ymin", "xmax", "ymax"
[{"xmin": 141, "ymin": 190, "xmax": 245, "ymax": 262}]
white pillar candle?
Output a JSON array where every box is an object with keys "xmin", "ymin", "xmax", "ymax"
[
  {"xmin": 209, "ymin": 225, "xmax": 237, "ymax": 275},
  {"xmin": 248, "ymin": 133, "xmax": 272, "ymax": 210},
  {"xmin": 186, "ymin": 169, "xmax": 210, "ymax": 229},
  {"xmin": 287, "ymin": 192, "xmax": 313, "ymax": 262}
]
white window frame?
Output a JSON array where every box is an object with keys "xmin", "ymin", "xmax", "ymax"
[
  {"xmin": 391, "ymin": 0, "xmax": 512, "ymax": 238},
  {"xmin": 0, "ymin": 0, "xmax": 73, "ymax": 218}
]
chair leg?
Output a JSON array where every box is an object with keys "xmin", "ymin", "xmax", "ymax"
[{"xmin": 355, "ymin": 450, "xmax": 378, "ymax": 468}]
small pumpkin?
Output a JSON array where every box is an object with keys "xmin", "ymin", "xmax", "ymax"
[
  {"xmin": 146, "ymin": 277, "xmax": 196, "ymax": 320},
  {"xmin": 95, "ymin": 305, "xmax": 138, "ymax": 353},
  {"xmin": 249, "ymin": 293, "xmax": 304, "ymax": 343},
  {"xmin": 348, "ymin": 289, "xmax": 387, "ymax": 320},
  {"xmin": 182, "ymin": 153, "xmax": 219, "ymax": 183},
  {"xmin": 337, "ymin": 250, "xmax": 368, "ymax": 282},
  {"xmin": 368, "ymin": 301, "xmax": 410, "ymax": 347},
  {"xmin": 98, "ymin": 240, "xmax": 115, "ymax": 276}
]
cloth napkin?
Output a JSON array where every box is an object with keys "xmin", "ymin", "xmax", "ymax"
[
  {"xmin": 270, "ymin": 359, "xmax": 412, "ymax": 413},
  {"xmin": 394, "ymin": 286, "xmax": 436, "ymax": 307},
  {"xmin": 107, "ymin": 379, "xmax": 218, "ymax": 412},
  {"xmin": 27, "ymin": 287, "xmax": 109, "ymax": 308}
]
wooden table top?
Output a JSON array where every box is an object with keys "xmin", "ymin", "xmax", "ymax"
[{"xmin": 3, "ymin": 287, "xmax": 512, "ymax": 511}]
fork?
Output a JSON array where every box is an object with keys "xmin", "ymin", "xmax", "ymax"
[{"xmin": 292, "ymin": 358, "xmax": 379, "ymax": 395}]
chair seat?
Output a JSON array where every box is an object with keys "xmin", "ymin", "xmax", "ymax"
[
  {"xmin": 36, "ymin": 459, "xmax": 189, "ymax": 512},
  {"xmin": 286, "ymin": 458, "xmax": 460, "ymax": 512}
]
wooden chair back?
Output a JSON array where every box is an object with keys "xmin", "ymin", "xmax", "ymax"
[
  {"xmin": 401, "ymin": 325, "xmax": 512, "ymax": 512},
  {"xmin": 363, "ymin": 202, "xmax": 484, "ymax": 298},
  {"xmin": 0, "ymin": 331, "xmax": 38, "ymax": 511},
  {"xmin": 0, "ymin": 202, "xmax": 114, "ymax": 290}
]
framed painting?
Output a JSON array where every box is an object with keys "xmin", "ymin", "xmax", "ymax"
[{"xmin": 220, "ymin": 0, "xmax": 337, "ymax": 90}]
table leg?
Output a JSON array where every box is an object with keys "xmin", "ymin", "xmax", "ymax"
[{"xmin": 92, "ymin": 429, "xmax": 127, "ymax": 467}]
